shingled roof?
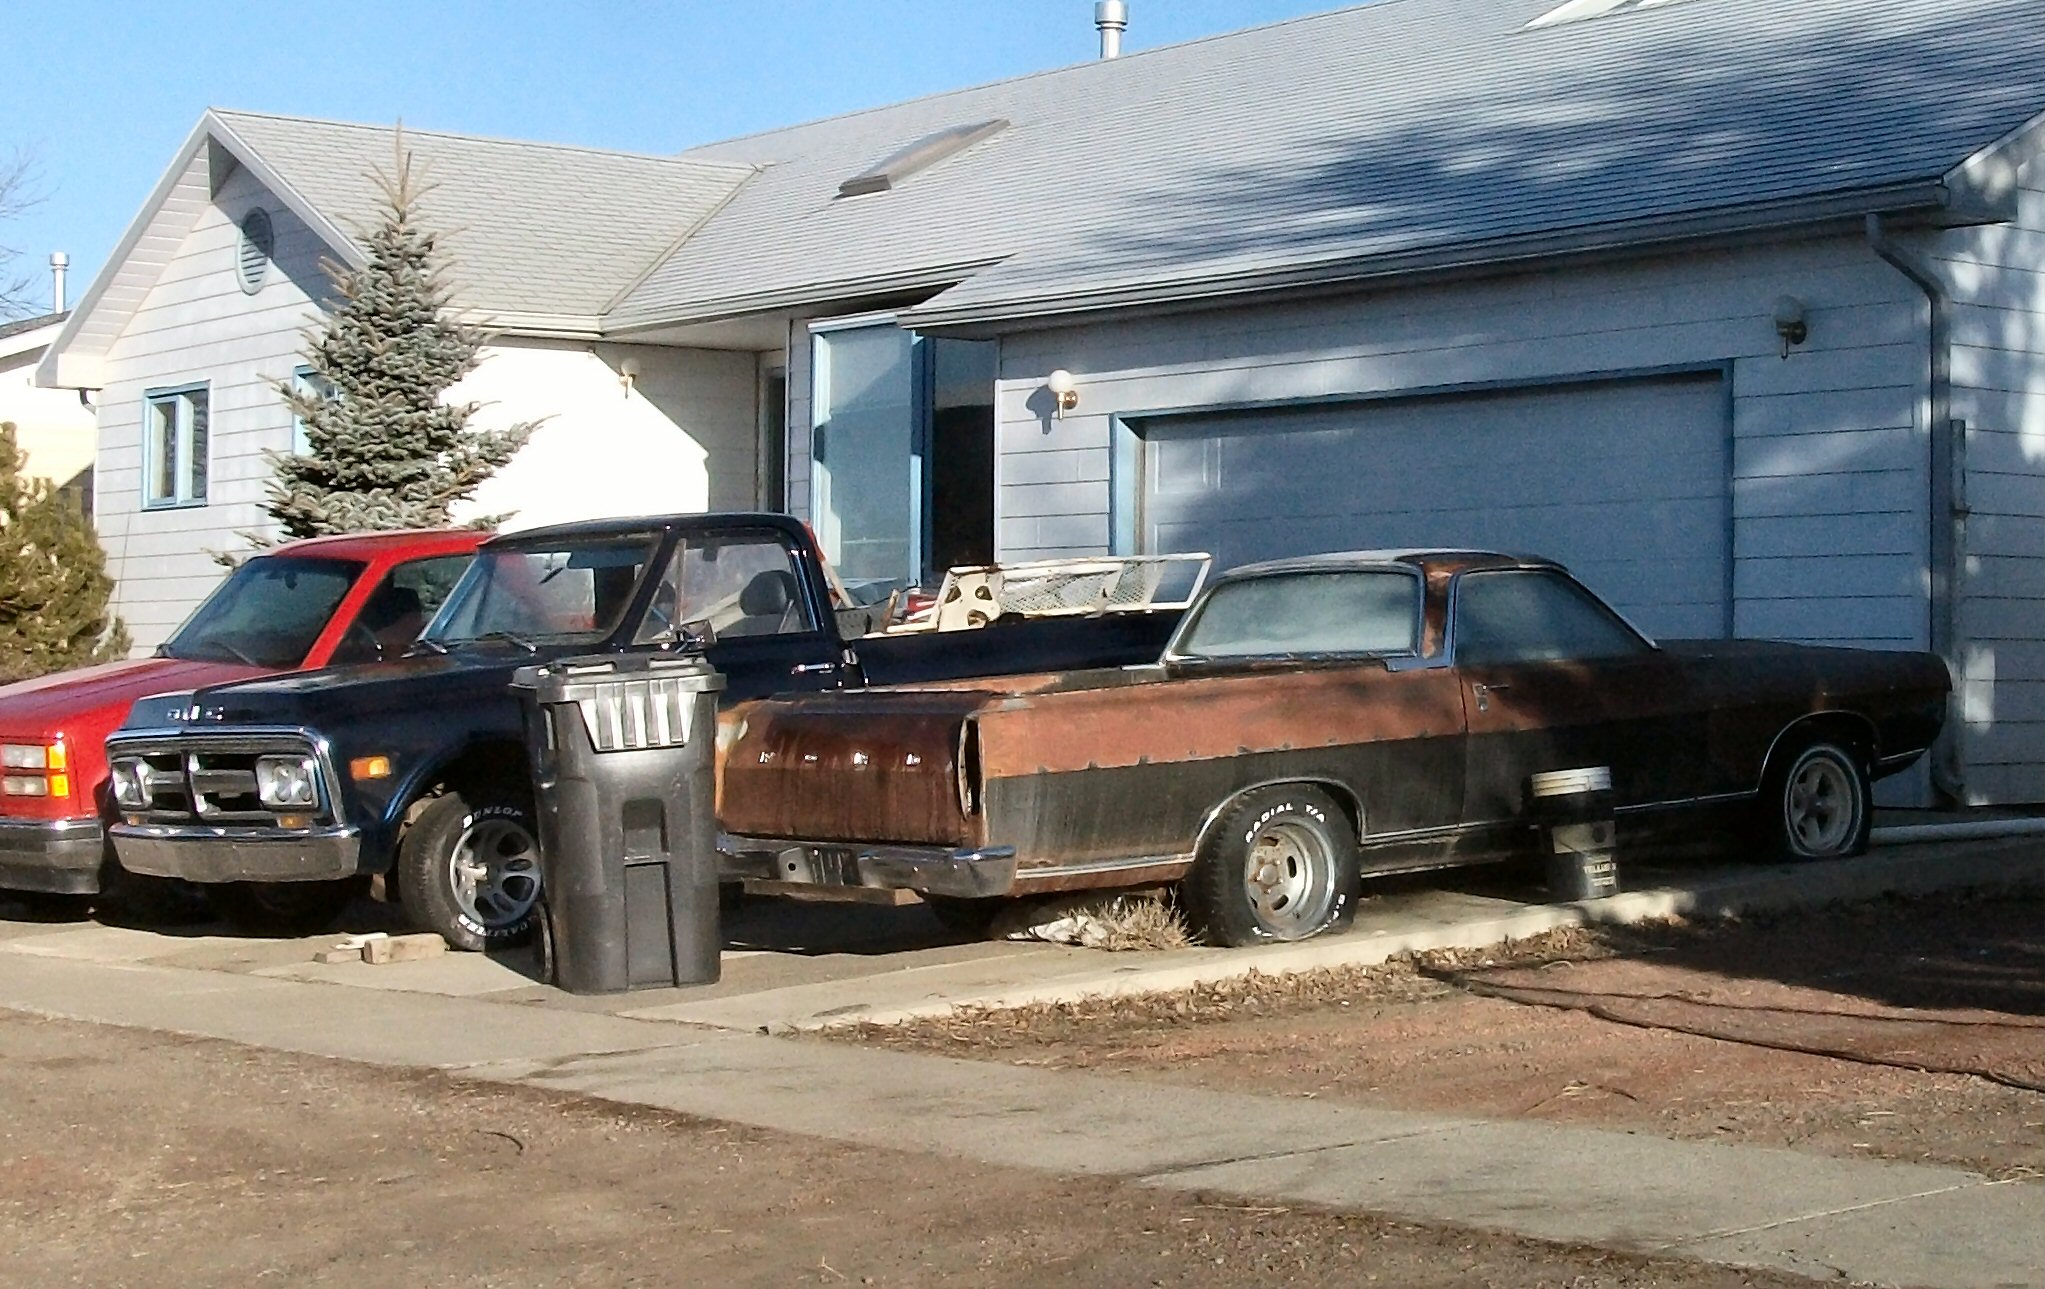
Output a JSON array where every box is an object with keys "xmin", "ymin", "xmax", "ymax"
[
  {"xmin": 609, "ymin": 0, "xmax": 2045, "ymax": 333},
  {"xmin": 210, "ymin": 110, "xmax": 754, "ymax": 319}
]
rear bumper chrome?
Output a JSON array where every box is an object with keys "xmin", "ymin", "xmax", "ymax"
[
  {"xmin": 110, "ymin": 823, "xmax": 363, "ymax": 884},
  {"xmin": 720, "ymin": 835, "xmax": 1018, "ymax": 899},
  {"xmin": 0, "ymin": 816, "xmax": 106, "ymax": 895}
]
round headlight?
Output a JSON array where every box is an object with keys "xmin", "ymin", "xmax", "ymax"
[
  {"xmin": 109, "ymin": 759, "xmax": 150, "ymax": 811},
  {"xmin": 255, "ymin": 756, "xmax": 319, "ymax": 810}
]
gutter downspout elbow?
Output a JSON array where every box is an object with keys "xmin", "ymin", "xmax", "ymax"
[{"xmin": 1866, "ymin": 212, "xmax": 1965, "ymax": 805}]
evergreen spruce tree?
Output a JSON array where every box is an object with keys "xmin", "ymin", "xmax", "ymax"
[
  {"xmin": 264, "ymin": 132, "xmax": 534, "ymax": 537},
  {"xmin": 0, "ymin": 421, "xmax": 129, "ymax": 681}
]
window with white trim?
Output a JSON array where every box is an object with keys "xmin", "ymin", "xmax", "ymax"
[{"xmin": 144, "ymin": 383, "xmax": 209, "ymax": 508}]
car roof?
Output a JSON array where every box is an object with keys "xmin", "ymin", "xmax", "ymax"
[
  {"xmin": 268, "ymin": 528, "xmax": 488, "ymax": 561},
  {"xmin": 1215, "ymin": 549, "xmax": 1560, "ymax": 581},
  {"xmin": 480, "ymin": 511, "xmax": 805, "ymax": 547}
]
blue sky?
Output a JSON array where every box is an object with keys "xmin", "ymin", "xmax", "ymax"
[{"xmin": 4, "ymin": 1, "xmax": 1343, "ymax": 312}]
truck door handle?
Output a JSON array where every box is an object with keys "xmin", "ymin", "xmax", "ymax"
[
  {"xmin": 790, "ymin": 662, "xmax": 837, "ymax": 675},
  {"xmin": 1472, "ymin": 681, "xmax": 1509, "ymax": 712}
]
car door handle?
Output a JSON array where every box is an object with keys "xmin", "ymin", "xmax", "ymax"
[
  {"xmin": 790, "ymin": 661, "xmax": 837, "ymax": 675},
  {"xmin": 1472, "ymin": 681, "xmax": 1510, "ymax": 712}
]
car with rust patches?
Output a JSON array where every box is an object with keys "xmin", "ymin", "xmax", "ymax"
[
  {"xmin": 0, "ymin": 528, "xmax": 482, "ymax": 911},
  {"xmin": 718, "ymin": 550, "xmax": 1952, "ymax": 946}
]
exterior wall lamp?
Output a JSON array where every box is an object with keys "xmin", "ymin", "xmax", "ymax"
[
  {"xmin": 618, "ymin": 355, "xmax": 642, "ymax": 397},
  {"xmin": 1772, "ymin": 296, "xmax": 1808, "ymax": 358},
  {"xmin": 1047, "ymin": 369, "xmax": 1079, "ymax": 416}
]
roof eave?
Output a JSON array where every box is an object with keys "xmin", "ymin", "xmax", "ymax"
[
  {"xmin": 601, "ymin": 258, "xmax": 1007, "ymax": 337},
  {"xmin": 901, "ymin": 181, "xmax": 1961, "ymax": 337},
  {"xmin": 1943, "ymin": 104, "xmax": 2045, "ymax": 220}
]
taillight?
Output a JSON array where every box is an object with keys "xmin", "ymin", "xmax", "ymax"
[{"xmin": 1, "ymin": 740, "xmax": 70, "ymax": 799}]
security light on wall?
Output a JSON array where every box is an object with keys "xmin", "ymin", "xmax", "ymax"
[
  {"xmin": 1772, "ymin": 296, "xmax": 1808, "ymax": 358},
  {"xmin": 618, "ymin": 355, "xmax": 643, "ymax": 396},
  {"xmin": 1047, "ymin": 369, "xmax": 1079, "ymax": 416}
]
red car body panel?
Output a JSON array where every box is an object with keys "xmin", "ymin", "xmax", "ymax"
[{"xmin": 0, "ymin": 528, "xmax": 485, "ymax": 895}]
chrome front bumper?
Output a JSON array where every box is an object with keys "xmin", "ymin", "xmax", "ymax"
[
  {"xmin": 110, "ymin": 823, "xmax": 363, "ymax": 884},
  {"xmin": 719, "ymin": 835, "xmax": 1018, "ymax": 899},
  {"xmin": 0, "ymin": 816, "xmax": 107, "ymax": 895}
]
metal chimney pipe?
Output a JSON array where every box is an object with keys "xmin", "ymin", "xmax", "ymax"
[
  {"xmin": 1095, "ymin": 0, "xmax": 1128, "ymax": 58},
  {"xmin": 49, "ymin": 251, "xmax": 67, "ymax": 313}
]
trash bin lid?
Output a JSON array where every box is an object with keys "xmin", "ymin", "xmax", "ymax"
[{"xmin": 514, "ymin": 654, "xmax": 725, "ymax": 752}]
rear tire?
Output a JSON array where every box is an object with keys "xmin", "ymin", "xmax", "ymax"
[
  {"xmin": 397, "ymin": 789, "xmax": 542, "ymax": 953},
  {"xmin": 206, "ymin": 878, "xmax": 366, "ymax": 937},
  {"xmin": 1183, "ymin": 785, "xmax": 1359, "ymax": 947},
  {"xmin": 1761, "ymin": 739, "xmax": 1871, "ymax": 861}
]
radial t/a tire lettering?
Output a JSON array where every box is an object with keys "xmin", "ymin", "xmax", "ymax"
[{"xmin": 1183, "ymin": 784, "xmax": 1360, "ymax": 947}]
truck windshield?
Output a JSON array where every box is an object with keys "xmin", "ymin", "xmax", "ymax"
[
  {"xmin": 1172, "ymin": 571, "xmax": 1420, "ymax": 660},
  {"xmin": 160, "ymin": 556, "xmax": 366, "ymax": 668},
  {"xmin": 422, "ymin": 535, "xmax": 660, "ymax": 648}
]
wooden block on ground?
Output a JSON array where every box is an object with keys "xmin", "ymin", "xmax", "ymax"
[{"xmin": 363, "ymin": 932, "xmax": 448, "ymax": 965}]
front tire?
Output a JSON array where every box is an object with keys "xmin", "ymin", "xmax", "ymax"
[
  {"xmin": 397, "ymin": 790, "xmax": 542, "ymax": 953},
  {"xmin": 1763, "ymin": 740, "xmax": 1871, "ymax": 861},
  {"xmin": 1183, "ymin": 785, "xmax": 1359, "ymax": 947},
  {"xmin": 206, "ymin": 878, "xmax": 365, "ymax": 937}
]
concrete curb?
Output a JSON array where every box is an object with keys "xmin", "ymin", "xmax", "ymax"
[
  {"xmin": 810, "ymin": 837, "xmax": 2045, "ymax": 1031},
  {"xmin": 1872, "ymin": 817, "xmax": 2045, "ymax": 845}
]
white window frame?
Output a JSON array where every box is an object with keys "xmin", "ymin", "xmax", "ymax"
[{"xmin": 142, "ymin": 382, "xmax": 210, "ymax": 509}]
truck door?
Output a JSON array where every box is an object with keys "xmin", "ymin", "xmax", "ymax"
[
  {"xmin": 637, "ymin": 531, "xmax": 845, "ymax": 702},
  {"xmin": 1451, "ymin": 568, "xmax": 1703, "ymax": 852}
]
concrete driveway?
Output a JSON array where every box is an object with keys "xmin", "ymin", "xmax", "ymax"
[{"xmin": 3, "ymin": 830, "xmax": 2035, "ymax": 1033}]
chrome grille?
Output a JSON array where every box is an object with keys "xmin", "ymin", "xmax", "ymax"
[{"xmin": 112, "ymin": 735, "xmax": 332, "ymax": 826}]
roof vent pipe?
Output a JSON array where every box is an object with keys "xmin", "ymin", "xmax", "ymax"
[
  {"xmin": 1095, "ymin": 1, "xmax": 1128, "ymax": 58},
  {"xmin": 49, "ymin": 252, "xmax": 67, "ymax": 313}
]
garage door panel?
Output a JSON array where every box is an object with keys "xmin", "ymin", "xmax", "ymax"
[{"xmin": 1141, "ymin": 376, "xmax": 1730, "ymax": 637}]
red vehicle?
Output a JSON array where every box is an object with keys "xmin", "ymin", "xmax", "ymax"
[{"xmin": 0, "ymin": 529, "xmax": 483, "ymax": 902}]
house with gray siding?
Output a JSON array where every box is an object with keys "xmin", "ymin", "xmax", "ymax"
[{"xmin": 38, "ymin": 0, "xmax": 2045, "ymax": 803}]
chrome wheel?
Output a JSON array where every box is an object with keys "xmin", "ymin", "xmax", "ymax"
[
  {"xmin": 448, "ymin": 815, "xmax": 542, "ymax": 932},
  {"xmin": 1242, "ymin": 818, "xmax": 1339, "ymax": 940}
]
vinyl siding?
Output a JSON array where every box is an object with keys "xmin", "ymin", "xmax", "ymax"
[
  {"xmin": 990, "ymin": 235, "xmax": 1930, "ymax": 656},
  {"xmin": 96, "ymin": 162, "xmax": 331, "ymax": 650},
  {"xmin": 1930, "ymin": 149, "xmax": 2045, "ymax": 804}
]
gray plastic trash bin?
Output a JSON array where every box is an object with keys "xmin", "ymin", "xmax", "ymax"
[
  {"xmin": 513, "ymin": 653, "xmax": 726, "ymax": 994},
  {"xmin": 1525, "ymin": 766, "xmax": 1620, "ymax": 903}
]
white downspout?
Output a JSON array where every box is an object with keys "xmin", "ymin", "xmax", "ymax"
[{"xmin": 1866, "ymin": 213, "xmax": 1966, "ymax": 805}]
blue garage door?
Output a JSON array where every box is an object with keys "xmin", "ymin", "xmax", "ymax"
[{"xmin": 1139, "ymin": 374, "xmax": 1730, "ymax": 638}]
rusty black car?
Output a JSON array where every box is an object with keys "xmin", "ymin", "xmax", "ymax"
[{"xmin": 719, "ymin": 551, "xmax": 1951, "ymax": 946}]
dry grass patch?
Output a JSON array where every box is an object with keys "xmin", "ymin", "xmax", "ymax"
[{"xmin": 827, "ymin": 920, "xmax": 1687, "ymax": 1053}]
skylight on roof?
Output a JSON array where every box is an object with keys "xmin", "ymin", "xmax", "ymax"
[
  {"xmin": 838, "ymin": 119, "xmax": 1008, "ymax": 198},
  {"xmin": 1525, "ymin": 0, "xmax": 1691, "ymax": 29}
]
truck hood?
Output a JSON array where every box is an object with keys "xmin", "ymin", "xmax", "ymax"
[
  {"xmin": 0, "ymin": 656, "xmax": 272, "ymax": 735},
  {"xmin": 138, "ymin": 648, "xmax": 540, "ymax": 732}
]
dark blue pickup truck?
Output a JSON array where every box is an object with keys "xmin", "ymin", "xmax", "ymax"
[{"xmin": 104, "ymin": 513, "xmax": 1187, "ymax": 948}]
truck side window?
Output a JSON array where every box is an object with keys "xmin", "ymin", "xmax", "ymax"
[
  {"xmin": 634, "ymin": 533, "xmax": 815, "ymax": 644},
  {"xmin": 332, "ymin": 554, "xmax": 474, "ymax": 665},
  {"xmin": 1452, "ymin": 570, "xmax": 1649, "ymax": 667}
]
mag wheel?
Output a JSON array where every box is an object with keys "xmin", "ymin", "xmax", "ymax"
[
  {"xmin": 1764, "ymin": 740, "xmax": 1871, "ymax": 861},
  {"xmin": 1184, "ymin": 785, "xmax": 1359, "ymax": 947},
  {"xmin": 398, "ymin": 790, "xmax": 542, "ymax": 952}
]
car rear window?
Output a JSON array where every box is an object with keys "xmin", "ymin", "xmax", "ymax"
[{"xmin": 1174, "ymin": 571, "xmax": 1420, "ymax": 659}]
